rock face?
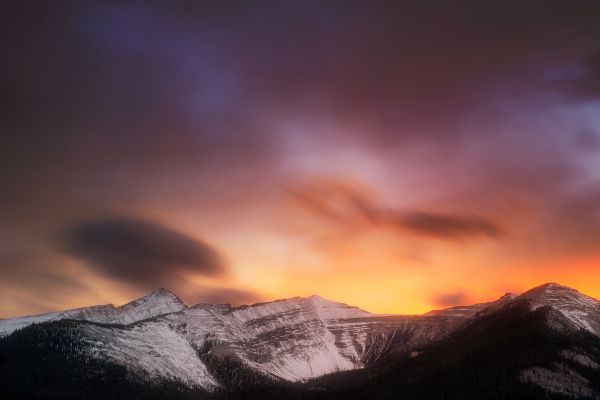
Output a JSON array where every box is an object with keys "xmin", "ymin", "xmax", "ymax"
[
  {"xmin": 167, "ymin": 295, "xmax": 373, "ymax": 381},
  {"xmin": 1, "ymin": 283, "xmax": 600, "ymax": 397}
]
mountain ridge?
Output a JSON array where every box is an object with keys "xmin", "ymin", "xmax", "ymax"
[
  {"xmin": 0, "ymin": 286, "xmax": 523, "ymax": 332},
  {"xmin": 2, "ymin": 282, "xmax": 600, "ymax": 399},
  {"xmin": 2, "ymin": 282, "xmax": 597, "ymax": 340}
]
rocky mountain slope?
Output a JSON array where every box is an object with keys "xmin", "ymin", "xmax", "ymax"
[
  {"xmin": 0, "ymin": 289, "xmax": 487, "ymax": 386},
  {"xmin": 0, "ymin": 288, "xmax": 185, "ymax": 336},
  {"xmin": 309, "ymin": 283, "xmax": 600, "ymax": 400},
  {"xmin": 1, "ymin": 283, "xmax": 599, "ymax": 399}
]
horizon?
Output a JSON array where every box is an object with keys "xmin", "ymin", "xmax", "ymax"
[
  {"xmin": 0, "ymin": 281, "xmax": 586, "ymax": 320},
  {"xmin": 2, "ymin": 1, "xmax": 600, "ymax": 319}
]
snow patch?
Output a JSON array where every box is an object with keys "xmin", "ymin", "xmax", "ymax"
[{"xmin": 520, "ymin": 366, "xmax": 597, "ymax": 399}]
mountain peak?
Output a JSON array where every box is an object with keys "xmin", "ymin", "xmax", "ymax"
[
  {"xmin": 530, "ymin": 282, "xmax": 573, "ymax": 291},
  {"xmin": 148, "ymin": 287, "xmax": 180, "ymax": 298},
  {"xmin": 116, "ymin": 288, "xmax": 186, "ymax": 323},
  {"xmin": 520, "ymin": 283, "xmax": 580, "ymax": 300},
  {"xmin": 140, "ymin": 287, "xmax": 185, "ymax": 304},
  {"xmin": 307, "ymin": 294, "xmax": 373, "ymax": 320},
  {"xmin": 512, "ymin": 282, "xmax": 600, "ymax": 335}
]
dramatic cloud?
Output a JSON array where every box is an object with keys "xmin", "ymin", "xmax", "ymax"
[
  {"xmin": 2, "ymin": 1, "xmax": 600, "ymax": 316},
  {"xmin": 397, "ymin": 212, "xmax": 503, "ymax": 240},
  {"xmin": 59, "ymin": 217, "xmax": 225, "ymax": 289},
  {"xmin": 290, "ymin": 179, "xmax": 503, "ymax": 241}
]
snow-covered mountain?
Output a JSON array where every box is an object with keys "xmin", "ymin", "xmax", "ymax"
[
  {"xmin": 0, "ymin": 288, "xmax": 481, "ymax": 388},
  {"xmin": 0, "ymin": 288, "xmax": 185, "ymax": 337},
  {"xmin": 165, "ymin": 295, "xmax": 374, "ymax": 381},
  {"xmin": 1, "ymin": 282, "xmax": 600, "ymax": 398},
  {"xmin": 518, "ymin": 283, "xmax": 600, "ymax": 336}
]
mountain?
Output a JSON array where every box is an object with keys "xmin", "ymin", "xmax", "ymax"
[
  {"xmin": 0, "ymin": 291, "xmax": 485, "ymax": 386},
  {"xmin": 1, "ymin": 283, "xmax": 599, "ymax": 399},
  {"xmin": 425, "ymin": 292, "xmax": 517, "ymax": 317},
  {"xmin": 309, "ymin": 283, "xmax": 600, "ymax": 400},
  {"xmin": 0, "ymin": 288, "xmax": 185, "ymax": 336},
  {"xmin": 518, "ymin": 283, "xmax": 600, "ymax": 336}
]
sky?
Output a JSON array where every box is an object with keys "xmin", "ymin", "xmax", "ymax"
[{"xmin": 2, "ymin": 0, "xmax": 600, "ymax": 317}]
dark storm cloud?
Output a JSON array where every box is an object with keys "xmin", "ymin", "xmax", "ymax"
[
  {"xmin": 1, "ymin": 0, "xmax": 599, "ymax": 217},
  {"xmin": 0, "ymin": 0, "xmax": 278, "ymax": 227},
  {"xmin": 432, "ymin": 292, "xmax": 468, "ymax": 307},
  {"xmin": 290, "ymin": 179, "xmax": 503, "ymax": 241},
  {"xmin": 203, "ymin": 0, "xmax": 600, "ymax": 141},
  {"xmin": 59, "ymin": 217, "xmax": 225, "ymax": 288},
  {"xmin": 3, "ymin": 0, "xmax": 600, "ymax": 156}
]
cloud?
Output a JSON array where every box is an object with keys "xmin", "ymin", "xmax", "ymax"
[
  {"xmin": 288, "ymin": 179, "xmax": 382, "ymax": 224},
  {"xmin": 0, "ymin": 251, "xmax": 94, "ymax": 316},
  {"xmin": 541, "ymin": 48, "xmax": 600, "ymax": 102},
  {"xmin": 59, "ymin": 216, "xmax": 225, "ymax": 289},
  {"xmin": 397, "ymin": 212, "xmax": 503, "ymax": 240},
  {"xmin": 431, "ymin": 292, "xmax": 468, "ymax": 307},
  {"xmin": 1, "ymin": 0, "xmax": 600, "ymax": 316},
  {"xmin": 290, "ymin": 179, "xmax": 503, "ymax": 241},
  {"xmin": 179, "ymin": 286, "xmax": 265, "ymax": 306},
  {"xmin": 0, "ymin": 251, "xmax": 88, "ymax": 293},
  {"xmin": 570, "ymin": 49, "xmax": 600, "ymax": 100}
]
